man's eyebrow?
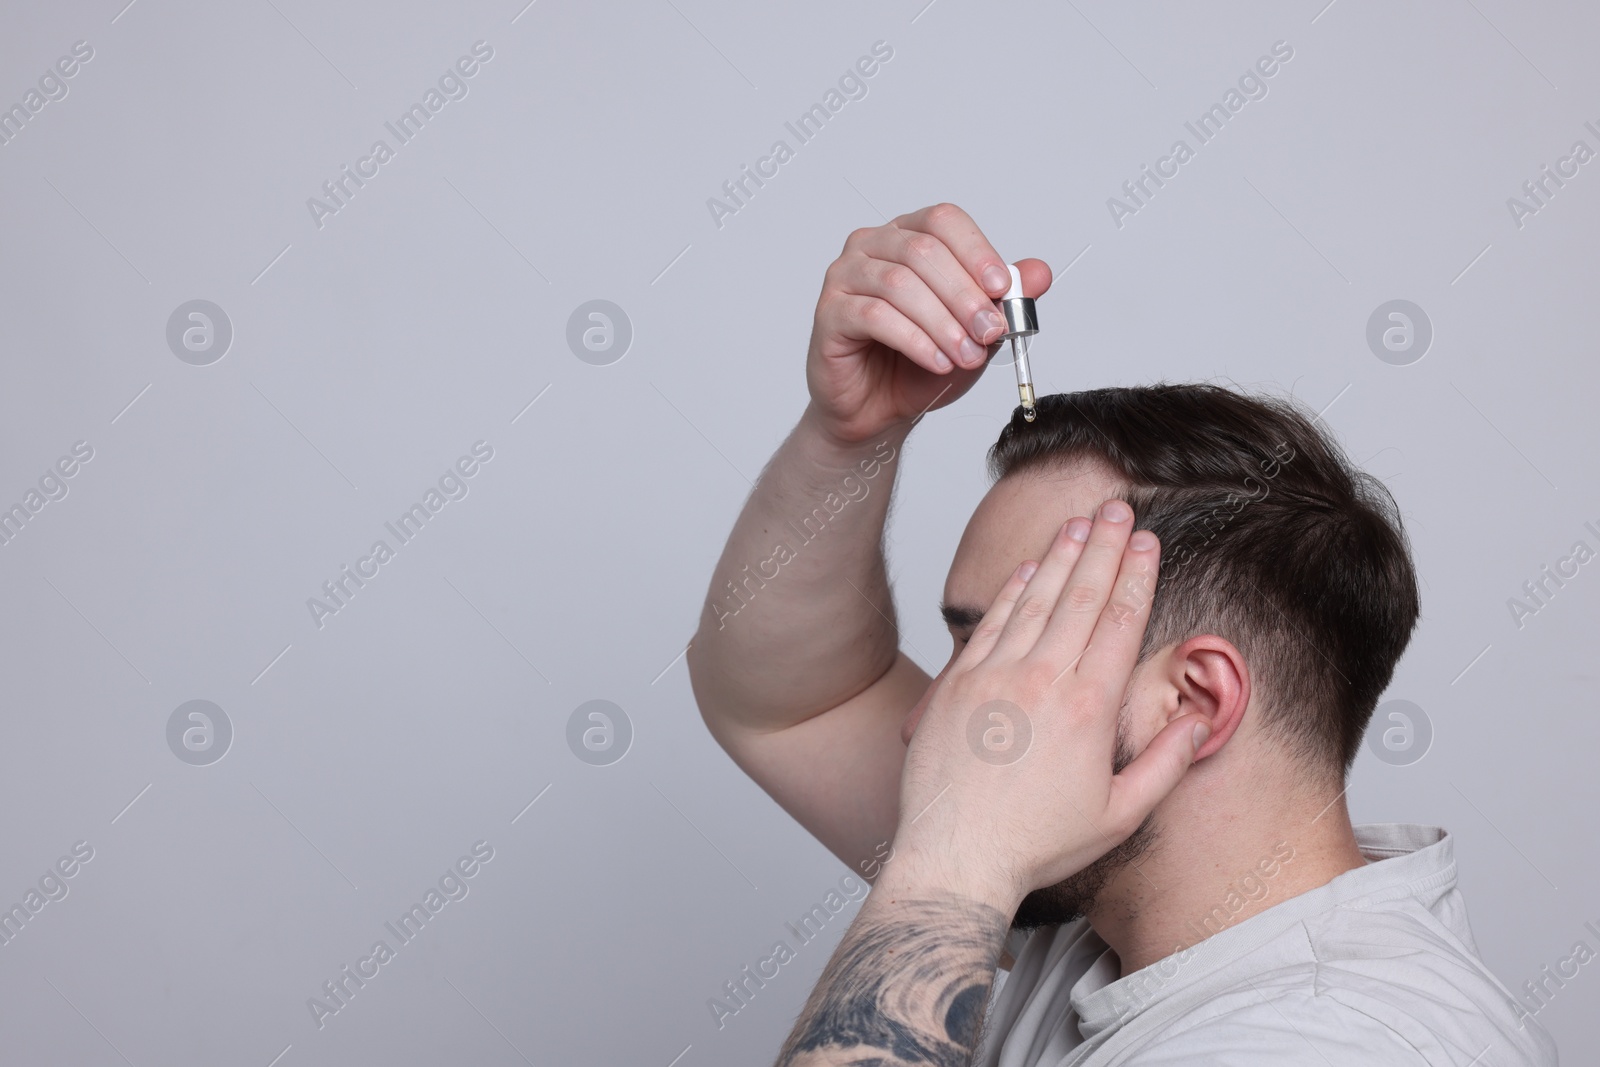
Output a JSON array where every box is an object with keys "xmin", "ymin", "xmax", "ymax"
[{"xmin": 940, "ymin": 603, "xmax": 985, "ymax": 630}]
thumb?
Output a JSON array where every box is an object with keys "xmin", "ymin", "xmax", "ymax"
[
  {"xmin": 1106, "ymin": 714, "xmax": 1210, "ymax": 828},
  {"xmin": 1012, "ymin": 257, "xmax": 1053, "ymax": 299}
]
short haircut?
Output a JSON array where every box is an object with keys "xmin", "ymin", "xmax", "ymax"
[{"xmin": 987, "ymin": 383, "xmax": 1420, "ymax": 777}]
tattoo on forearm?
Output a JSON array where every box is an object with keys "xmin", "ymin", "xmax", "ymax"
[{"xmin": 774, "ymin": 894, "xmax": 1011, "ymax": 1067}]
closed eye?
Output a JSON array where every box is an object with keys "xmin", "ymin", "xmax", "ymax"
[{"xmin": 940, "ymin": 602, "xmax": 985, "ymax": 646}]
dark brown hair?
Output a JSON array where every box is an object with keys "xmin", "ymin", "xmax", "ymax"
[{"xmin": 987, "ymin": 383, "xmax": 1420, "ymax": 777}]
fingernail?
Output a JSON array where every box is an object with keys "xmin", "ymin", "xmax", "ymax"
[
  {"xmin": 982, "ymin": 265, "xmax": 1010, "ymax": 294},
  {"xmin": 932, "ymin": 350, "xmax": 953, "ymax": 372},
  {"xmin": 1066, "ymin": 518, "xmax": 1091, "ymax": 542},
  {"xmin": 1192, "ymin": 722, "xmax": 1212, "ymax": 753},
  {"xmin": 1129, "ymin": 530, "xmax": 1157, "ymax": 551},
  {"xmin": 1019, "ymin": 560, "xmax": 1039, "ymax": 580},
  {"xmin": 972, "ymin": 308, "xmax": 1006, "ymax": 342},
  {"xmin": 958, "ymin": 336, "xmax": 985, "ymax": 366},
  {"xmin": 1102, "ymin": 500, "xmax": 1132, "ymax": 522}
]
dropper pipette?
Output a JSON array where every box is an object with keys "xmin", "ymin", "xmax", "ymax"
[{"xmin": 998, "ymin": 264, "xmax": 1039, "ymax": 423}]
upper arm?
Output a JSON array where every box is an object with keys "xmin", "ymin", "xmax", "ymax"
[{"xmin": 700, "ymin": 650, "xmax": 932, "ymax": 878}]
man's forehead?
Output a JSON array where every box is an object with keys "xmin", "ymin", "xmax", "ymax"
[{"xmin": 944, "ymin": 462, "xmax": 1125, "ymax": 614}]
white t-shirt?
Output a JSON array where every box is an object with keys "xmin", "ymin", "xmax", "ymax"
[{"xmin": 975, "ymin": 824, "xmax": 1558, "ymax": 1065}]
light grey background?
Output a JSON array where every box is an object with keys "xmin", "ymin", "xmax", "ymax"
[{"xmin": 0, "ymin": 0, "xmax": 1595, "ymax": 1063}]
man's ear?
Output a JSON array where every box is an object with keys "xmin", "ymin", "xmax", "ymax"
[{"xmin": 1164, "ymin": 635, "xmax": 1249, "ymax": 761}]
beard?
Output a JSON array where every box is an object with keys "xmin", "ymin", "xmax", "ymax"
[{"xmin": 1009, "ymin": 713, "xmax": 1160, "ymax": 930}]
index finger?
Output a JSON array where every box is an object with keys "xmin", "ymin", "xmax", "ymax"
[
  {"xmin": 955, "ymin": 558, "xmax": 1040, "ymax": 668},
  {"xmin": 892, "ymin": 203, "xmax": 1053, "ymax": 300}
]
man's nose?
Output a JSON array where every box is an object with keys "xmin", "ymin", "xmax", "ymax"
[{"xmin": 900, "ymin": 669, "xmax": 948, "ymax": 745}]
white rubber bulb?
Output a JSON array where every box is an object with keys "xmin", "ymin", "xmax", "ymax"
[{"xmin": 1004, "ymin": 263, "xmax": 1025, "ymax": 301}]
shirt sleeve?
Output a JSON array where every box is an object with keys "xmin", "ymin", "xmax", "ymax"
[{"xmin": 1117, "ymin": 995, "xmax": 1432, "ymax": 1066}]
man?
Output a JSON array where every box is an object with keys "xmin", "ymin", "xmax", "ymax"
[{"xmin": 686, "ymin": 204, "xmax": 1557, "ymax": 1065}]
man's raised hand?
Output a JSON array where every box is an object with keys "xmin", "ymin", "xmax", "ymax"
[
  {"xmin": 887, "ymin": 499, "xmax": 1212, "ymax": 911},
  {"xmin": 804, "ymin": 203, "xmax": 1052, "ymax": 447}
]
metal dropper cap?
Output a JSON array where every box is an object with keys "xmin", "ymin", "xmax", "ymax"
[{"xmin": 1000, "ymin": 264, "xmax": 1038, "ymax": 339}]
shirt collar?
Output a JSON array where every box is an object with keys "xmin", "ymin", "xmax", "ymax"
[{"xmin": 1069, "ymin": 823, "xmax": 1457, "ymax": 1040}]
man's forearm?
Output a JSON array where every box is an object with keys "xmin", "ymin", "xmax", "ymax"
[
  {"xmin": 774, "ymin": 860, "xmax": 1015, "ymax": 1067},
  {"xmin": 687, "ymin": 401, "xmax": 913, "ymax": 731}
]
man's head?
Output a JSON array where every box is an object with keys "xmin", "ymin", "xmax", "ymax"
[{"xmin": 922, "ymin": 383, "xmax": 1420, "ymax": 925}]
